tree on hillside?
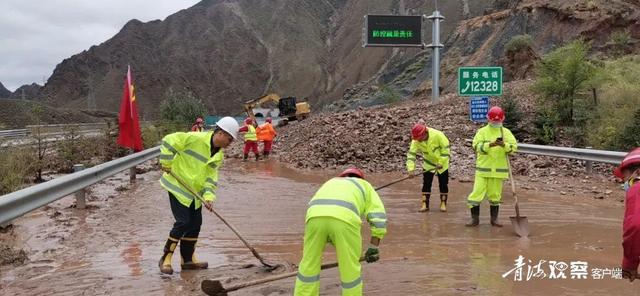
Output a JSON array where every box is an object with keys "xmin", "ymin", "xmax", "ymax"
[{"xmin": 533, "ymin": 40, "xmax": 596, "ymax": 125}]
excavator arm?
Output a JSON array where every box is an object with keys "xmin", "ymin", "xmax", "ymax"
[{"xmin": 243, "ymin": 94, "xmax": 281, "ymax": 123}]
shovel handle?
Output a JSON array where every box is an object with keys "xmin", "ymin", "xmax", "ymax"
[
  {"xmin": 221, "ymin": 258, "xmax": 365, "ymax": 293},
  {"xmin": 375, "ymin": 171, "xmax": 422, "ymax": 191},
  {"xmin": 168, "ymin": 171, "xmax": 271, "ymax": 265},
  {"xmin": 501, "ymin": 128, "xmax": 520, "ymax": 218}
]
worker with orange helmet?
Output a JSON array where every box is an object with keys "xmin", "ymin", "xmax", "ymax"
[
  {"xmin": 256, "ymin": 117, "xmax": 277, "ymax": 158},
  {"xmin": 191, "ymin": 117, "xmax": 205, "ymax": 132},
  {"xmin": 615, "ymin": 147, "xmax": 640, "ymax": 282},
  {"xmin": 406, "ymin": 122, "xmax": 451, "ymax": 212},
  {"xmin": 294, "ymin": 167, "xmax": 386, "ymax": 296},
  {"xmin": 239, "ymin": 117, "xmax": 259, "ymax": 161},
  {"xmin": 466, "ymin": 106, "xmax": 518, "ymax": 227}
]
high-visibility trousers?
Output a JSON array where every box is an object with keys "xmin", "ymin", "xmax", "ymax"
[
  {"xmin": 467, "ymin": 175, "xmax": 505, "ymax": 207},
  {"xmin": 294, "ymin": 217, "xmax": 363, "ymax": 296}
]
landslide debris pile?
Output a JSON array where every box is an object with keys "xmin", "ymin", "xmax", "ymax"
[{"xmin": 272, "ymin": 94, "xmax": 613, "ymax": 183}]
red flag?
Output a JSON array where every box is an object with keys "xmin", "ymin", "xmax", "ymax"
[{"xmin": 116, "ymin": 65, "xmax": 143, "ymax": 151}]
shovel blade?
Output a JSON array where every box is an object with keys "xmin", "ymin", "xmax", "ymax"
[
  {"xmin": 509, "ymin": 216, "xmax": 529, "ymax": 238},
  {"xmin": 201, "ymin": 280, "xmax": 227, "ymax": 296}
]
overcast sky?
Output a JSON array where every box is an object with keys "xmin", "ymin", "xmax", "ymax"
[{"xmin": 0, "ymin": 0, "xmax": 200, "ymax": 92}]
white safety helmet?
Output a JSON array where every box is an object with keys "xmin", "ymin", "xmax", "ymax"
[{"xmin": 215, "ymin": 116, "xmax": 240, "ymax": 139}]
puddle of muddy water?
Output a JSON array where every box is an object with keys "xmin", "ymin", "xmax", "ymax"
[{"xmin": 1, "ymin": 159, "xmax": 637, "ymax": 295}]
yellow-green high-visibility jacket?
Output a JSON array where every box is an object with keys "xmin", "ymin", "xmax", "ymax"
[
  {"xmin": 306, "ymin": 177, "xmax": 387, "ymax": 239},
  {"xmin": 406, "ymin": 128, "xmax": 450, "ymax": 174},
  {"xmin": 159, "ymin": 131, "xmax": 223, "ymax": 209},
  {"xmin": 472, "ymin": 125, "xmax": 518, "ymax": 179},
  {"xmin": 244, "ymin": 125, "xmax": 257, "ymax": 142}
]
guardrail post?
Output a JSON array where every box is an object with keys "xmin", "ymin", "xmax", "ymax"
[
  {"xmin": 585, "ymin": 146, "xmax": 593, "ymax": 174},
  {"xmin": 73, "ymin": 164, "xmax": 87, "ymax": 209},
  {"xmin": 129, "ymin": 166, "xmax": 137, "ymax": 182}
]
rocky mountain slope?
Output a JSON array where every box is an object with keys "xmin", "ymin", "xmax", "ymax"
[
  {"xmin": 330, "ymin": 0, "xmax": 640, "ymax": 110},
  {"xmin": 14, "ymin": 0, "xmax": 492, "ymax": 120},
  {"xmin": 0, "ymin": 82, "xmax": 11, "ymax": 98}
]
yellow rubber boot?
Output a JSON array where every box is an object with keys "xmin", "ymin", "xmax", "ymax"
[
  {"xmin": 159, "ymin": 237, "xmax": 178, "ymax": 274},
  {"xmin": 439, "ymin": 194, "xmax": 448, "ymax": 212},
  {"xmin": 418, "ymin": 192, "xmax": 430, "ymax": 212},
  {"xmin": 180, "ymin": 238, "xmax": 208, "ymax": 270}
]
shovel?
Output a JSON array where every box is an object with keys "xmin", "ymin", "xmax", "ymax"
[
  {"xmin": 202, "ymin": 258, "xmax": 365, "ymax": 296},
  {"xmin": 168, "ymin": 171, "xmax": 280, "ymax": 270},
  {"xmin": 501, "ymin": 129, "xmax": 529, "ymax": 237}
]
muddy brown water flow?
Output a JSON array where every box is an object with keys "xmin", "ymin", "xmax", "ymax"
[{"xmin": 0, "ymin": 160, "xmax": 637, "ymax": 295}]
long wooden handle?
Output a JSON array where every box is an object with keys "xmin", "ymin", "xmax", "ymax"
[
  {"xmin": 375, "ymin": 171, "xmax": 422, "ymax": 191},
  {"xmin": 224, "ymin": 258, "xmax": 364, "ymax": 293},
  {"xmin": 501, "ymin": 128, "xmax": 520, "ymax": 217},
  {"xmin": 168, "ymin": 171, "xmax": 270, "ymax": 264}
]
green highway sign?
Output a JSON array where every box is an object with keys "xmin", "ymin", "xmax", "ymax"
[
  {"xmin": 364, "ymin": 15, "xmax": 423, "ymax": 47},
  {"xmin": 458, "ymin": 67, "xmax": 503, "ymax": 96}
]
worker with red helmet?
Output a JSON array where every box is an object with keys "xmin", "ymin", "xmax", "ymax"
[
  {"xmin": 239, "ymin": 117, "xmax": 259, "ymax": 161},
  {"xmin": 294, "ymin": 167, "xmax": 387, "ymax": 296},
  {"xmin": 191, "ymin": 117, "xmax": 204, "ymax": 132},
  {"xmin": 466, "ymin": 106, "xmax": 518, "ymax": 227},
  {"xmin": 615, "ymin": 148, "xmax": 640, "ymax": 282},
  {"xmin": 256, "ymin": 117, "xmax": 277, "ymax": 158},
  {"xmin": 406, "ymin": 122, "xmax": 451, "ymax": 212}
]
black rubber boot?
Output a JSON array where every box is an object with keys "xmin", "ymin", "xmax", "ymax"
[
  {"xmin": 180, "ymin": 238, "xmax": 208, "ymax": 270},
  {"xmin": 158, "ymin": 237, "xmax": 178, "ymax": 274},
  {"xmin": 243, "ymin": 154, "xmax": 248, "ymax": 161},
  {"xmin": 465, "ymin": 206, "xmax": 480, "ymax": 227},
  {"xmin": 490, "ymin": 205, "xmax": 503, "ymax": 227}
]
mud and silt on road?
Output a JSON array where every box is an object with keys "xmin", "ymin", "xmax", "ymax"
[{"xmin": 0, "ymin": 160, "xmax": 632, "ymax": 295}]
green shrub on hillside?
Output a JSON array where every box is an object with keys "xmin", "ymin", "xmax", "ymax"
[
  {"xmin": 160, "ymin": 88, "xmax": 207, "ymax": 125},
  {"xmin": 505, "ymin": 35, "xmax": 534, "ymax": 54}
]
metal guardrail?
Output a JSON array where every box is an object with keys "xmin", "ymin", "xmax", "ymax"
[
  {"xmin": 0, "ymin": 146, "xmax": 160, "ymax": 225},
  {"xmin": 518, "ymin": 143, "xmax": 626, "ymax": 165},
  {"xmin": 0, "ymin": 129, "xmax": 28, "ymax": 139},
  {"xmin": 0, "ymin": 142, "xmax": 627, "ymax": 226}
]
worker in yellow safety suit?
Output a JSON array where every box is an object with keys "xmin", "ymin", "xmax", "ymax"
[
  {"xmin": 157, "ymin": 116, "xmax": 239, "ymax": 274},
  {"xmin": 294, "ymin": 167, "xmax": 387, "ymax": 296},
  {"xmin": 466, "ymin": 106, "xmax": 518, "ymax": 227},
  {"xmin": 406, "ymin": 122, "xmax": 451, "ymax": 212}
]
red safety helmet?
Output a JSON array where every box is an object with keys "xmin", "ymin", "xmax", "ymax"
[
  {"xmin": 614, "ymin": 148, "xmax": 640, "ymax": 179},
  {"xmin": 487, "ymin": 106, "xmax": 505, "ymax": 123},
  {"xmin": 266, "ymin": 117, "xmax": 272, "ymax": 123},
  {"xmin": 411, "ymin": 124, "xmax": 428, "ymax": 140},
  {"xmin": 338, "ymin": 167, "xmax": 365, "ymax": 179},
  {"xmin": 196, "ymin": 117, "xmax": 204, "ymax": 124},
  {"xmin": 244, "ymin": 118, "xmax": 253, "ymax": 125}
]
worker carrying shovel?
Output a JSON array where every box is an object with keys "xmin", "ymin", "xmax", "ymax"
[
  {"xmin": 466, "ymin": 106, "xmax": 518, "ymax": 227},
  {"xmin": 294, "ymin": 167, "xmax": 387, "ymax": 296},
  {"xmin": 406, "ymin": 122, "xmax": 451, "ymax": 212},
  {"xmin": 614, "ymin": 147, "xmax": 640, "ymax": 282},
  {"xmin": 157, "ymin": 116, "xmax": 239, "ymax": 274}
]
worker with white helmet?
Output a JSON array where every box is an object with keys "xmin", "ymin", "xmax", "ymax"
[{"xmin": 157, "ymin": 116, "xmax": 239, "ymax": 274}]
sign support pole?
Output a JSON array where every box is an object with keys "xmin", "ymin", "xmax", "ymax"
[{"xmin": 427, "ymin": 10, "xmax": 445, "ymax": 103}]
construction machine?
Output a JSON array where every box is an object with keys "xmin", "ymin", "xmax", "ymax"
[{"xmin": 242, "ymin": 94, "xmax": 310, "ymax": 124}]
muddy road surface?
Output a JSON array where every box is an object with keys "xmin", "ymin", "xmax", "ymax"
[{"xmin": 0, "ymin": 160, "xmax": 636, "ymax": 295}]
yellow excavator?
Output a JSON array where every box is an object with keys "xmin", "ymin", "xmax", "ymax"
[{"xmin": 242, "ymin": 93, "xmax": 311, "ymax": 124}]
